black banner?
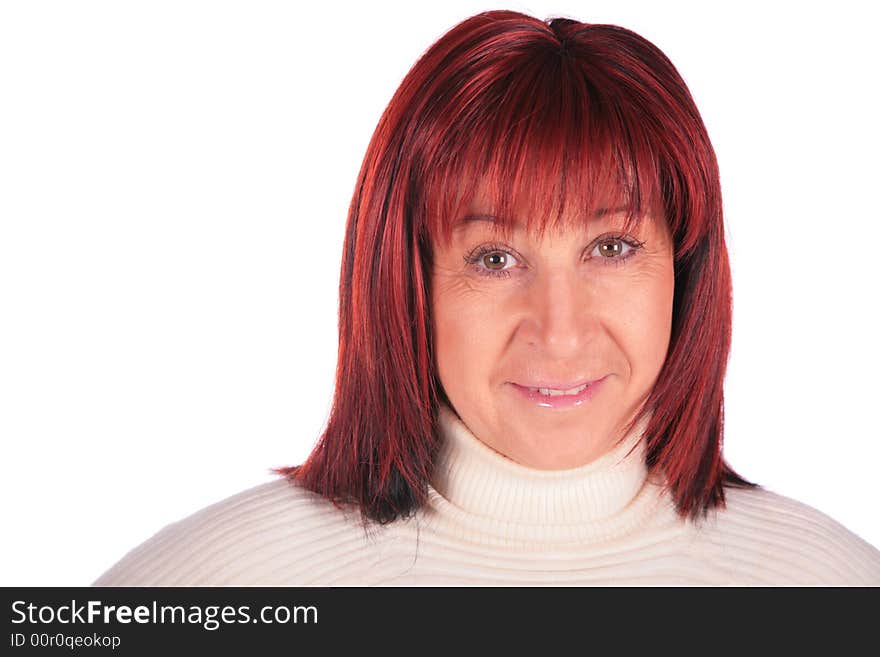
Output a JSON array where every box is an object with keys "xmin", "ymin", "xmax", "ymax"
[{"xmin": 1, "ymin": 586, "xmax": 873, "ymax": 653}]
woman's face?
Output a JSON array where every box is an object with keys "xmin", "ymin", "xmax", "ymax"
[{"xmin": 431, "ymin": 191, "xmax": 675, "ymax": 469}]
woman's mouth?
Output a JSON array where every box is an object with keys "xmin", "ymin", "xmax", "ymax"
[
  {"xmin": 508, "ymin": 377, "xmax": 607, "ymax": 409},
  {"xmin": 528, "ymin": 382, "xmax": 590, "ymax": 396}
]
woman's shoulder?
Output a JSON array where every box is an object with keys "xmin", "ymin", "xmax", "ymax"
[
  {"xmin": 92, "ymin": 478, "xmax": 391, "ymax": 586},
  {"xmin": 694, "ymin": 484, "xmax": 880, "ymax": 585}
]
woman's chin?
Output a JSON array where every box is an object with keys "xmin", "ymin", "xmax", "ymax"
[{"xmin": 498, "ymin": 427, "xmax": 614, "ymax": 470}]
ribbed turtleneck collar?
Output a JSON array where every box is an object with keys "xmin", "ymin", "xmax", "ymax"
[{"xmin": 425, "ymin": 403, "xmax": 669, "ymax": 547}]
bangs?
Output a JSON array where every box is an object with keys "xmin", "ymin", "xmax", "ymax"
[{"xmin": 414, "ymin": 46, "xmax": 667, "ymax": 248}]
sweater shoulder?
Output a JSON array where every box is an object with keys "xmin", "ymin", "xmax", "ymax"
[
  {"xmin": 92, "ymin": 478, "xmax": 391, "ymax": 586},
  {"xmin": 693, "ymin": 485, "xmax": 880, "ymax": 585}
]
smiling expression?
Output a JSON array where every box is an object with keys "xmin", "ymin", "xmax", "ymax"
[{"xmin": 431, "ymin": 186, "xmax": 675, "ymax": 469}]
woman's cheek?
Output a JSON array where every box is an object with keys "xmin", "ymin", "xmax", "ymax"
[{"xmin": 618, "ymin": 264, "xmax": 674, "ymax": 377}]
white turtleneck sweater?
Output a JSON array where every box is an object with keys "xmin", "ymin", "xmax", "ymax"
[{"xmin": 93, "ymin": 404, "xmax": 880, "ymax": 586}]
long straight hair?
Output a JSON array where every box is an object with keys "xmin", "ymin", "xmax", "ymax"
[{"xmin": 273, "ymin": 10, "xmax": 755, "ymax": 525}]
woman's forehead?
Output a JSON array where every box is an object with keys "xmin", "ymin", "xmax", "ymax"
[
  {"xmin": 459, "ymin": 164, "xmax": 648, "ymax": 210},
  {"xmin": 443, "ymin": 176, "xmax": 660, "ymax": 237}
]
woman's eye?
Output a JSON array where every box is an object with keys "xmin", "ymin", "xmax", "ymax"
[
  {"xmin": 464, "ymin": 246, "xmax": 520, "ymax": 278},
  {"xmin": 593, "ymin": 237, "xmax": 631, "ymax": 259},
  {"xmin": 481, "ymin": 251, "xmax": 517, "ymax": 271}
]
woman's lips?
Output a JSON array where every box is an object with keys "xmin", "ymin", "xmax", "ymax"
[{"xmin": 508, "ymin": 376, "xmax": 608, "ymax": 410}]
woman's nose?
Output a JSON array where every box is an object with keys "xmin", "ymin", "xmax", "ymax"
[{"xmin": 526, "ymin": 270, "xmax": 595, "ymax": 357}]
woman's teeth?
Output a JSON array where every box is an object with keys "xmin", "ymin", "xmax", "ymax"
[{"xmin": 528, "ymin": 383, "xmax": 589, "ymax": 397}]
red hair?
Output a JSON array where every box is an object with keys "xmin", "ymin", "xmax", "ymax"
[{"xmin": 273, "ymin": 10, "xmax": 755, "ymax": 524}]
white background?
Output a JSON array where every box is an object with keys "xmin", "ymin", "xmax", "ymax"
[{"xmin": 1, "ymin": 1, "xmax": 877, "ymax": 585}]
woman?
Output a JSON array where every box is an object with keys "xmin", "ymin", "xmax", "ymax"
[{"xmin": 94, "ymin": 10, "xmax": 880, "ymax": 586}]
